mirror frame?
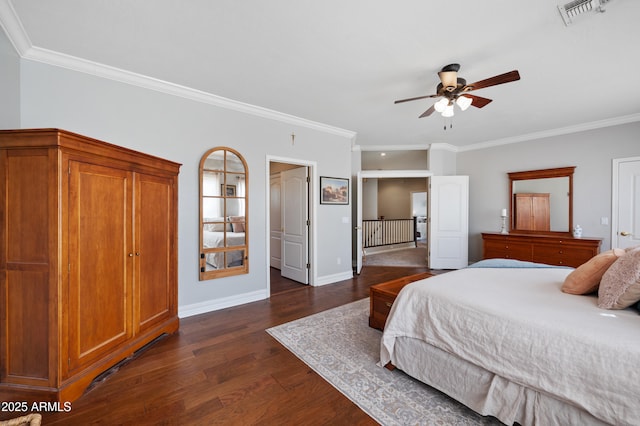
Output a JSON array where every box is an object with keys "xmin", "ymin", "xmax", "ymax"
[
  {"xmin": 508, "ymin": 166, "xmax": 575, "ymax": 236},
  {"xmin": 199, "ymin": 146, "xmax": 249, "ymax": 280}
]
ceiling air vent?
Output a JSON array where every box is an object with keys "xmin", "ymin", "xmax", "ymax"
[{"xmin": 558, "ymin": 0, "xmax": 610, "ymax": 25}]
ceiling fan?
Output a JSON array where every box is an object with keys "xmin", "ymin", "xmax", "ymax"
[{"xmin": 394, "ymin": 64, "xmax": 520, "ymax": 118}]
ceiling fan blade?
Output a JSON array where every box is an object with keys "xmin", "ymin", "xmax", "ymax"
[
  {"xmin": 463, "ymin": 94, "xmax": 493, "ymax": 108},
  {"xmin": 464, "ymin": 70, "xmax": 520, "ymax": 92},
  {"xmin": 394, "ymin": 94, "xmax": 439, "ymax": 104},
  {"xmin": 419, "ymin": 105, "xmax": 436, "ymax": 118}
]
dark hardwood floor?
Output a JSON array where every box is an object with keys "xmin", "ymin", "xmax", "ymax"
[{"xmin": 22, "ymin": 266, "xmax": 437, "ymax": 425}]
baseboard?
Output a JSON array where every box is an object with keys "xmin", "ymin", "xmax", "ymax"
[
  {"xmin": 178, "ymin": 289, "xmax": 267, "ymax": 318},
  {"xmin": 313, "ymin": 270, "xmax": 354, "ymax": 287}
]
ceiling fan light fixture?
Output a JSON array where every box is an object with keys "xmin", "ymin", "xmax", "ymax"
[
  {"xmin": 434, "ymin": 98, "xmax": 449, "ymax": 113},
  {"xmin": 442, "ymin": 104, "xmax": 455, "ymax": 118},
  {"xmin": 456, "ymin": 96, "xmax": 472, "ymax": 111},
  {"xmin": 438, "ymin": 71, "xmax": 458, "ymax": 91}
]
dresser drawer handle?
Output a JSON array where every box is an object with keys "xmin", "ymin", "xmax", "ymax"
[{"xmin": 385, "ymin": 302, "xmax": 393, "ymax": 308}]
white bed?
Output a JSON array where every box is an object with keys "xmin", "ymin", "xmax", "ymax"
[
  {"xmin": 203, "ymin": 230, "xmax": 245, "ymax": 269},
  {"xmin": 380, "ymin": 266, "xmax": 640, "ymax": 426}
]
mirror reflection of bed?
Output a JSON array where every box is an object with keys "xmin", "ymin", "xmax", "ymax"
[{"xmin": 202, "ymin": 216, "xmax": 245, "ymax": 270}]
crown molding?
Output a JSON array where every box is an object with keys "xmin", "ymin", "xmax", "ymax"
[
  {"xmin": 354, "ymin": 144, "xmax": 427, "ymax": 152},
  {"xmin": 0, "ymin": 0, "xmax": 29, "ymax": 54},
  {"xmin": 458, "ymin": 113, "xmax": 640, "ymax": 152},
  {"xmin": 428, "ymin": 142, "xmax": 458, "ymax": 152},
  {"xmin": 0, "ymin": 0, "xmax": 357, "ymax": 141}
]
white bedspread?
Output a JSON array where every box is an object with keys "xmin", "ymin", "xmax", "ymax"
[
  {"xmin": 380, "ymin": 268, "xmax": 640, "ymax": 426},
  {"xmin": 203, "ymin": 231, "xmax": 245, "ymax": 268}
]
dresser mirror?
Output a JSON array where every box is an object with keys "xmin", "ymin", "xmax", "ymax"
[
  {"xmin": 508, "ymin": 166, "xmax": 575, "ymax": 235},
  {"xmin": 199, "ymin": 147, "xmax": 248, "ymax": 280}
]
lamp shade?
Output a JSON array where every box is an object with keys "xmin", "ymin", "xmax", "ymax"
[
  {"xmin": 456, "ymin": 96, "xmax": 472, "ymax": 111},
  {"xmin": 434, "ymin": 98, "xmax": 449, "ymax": 113},
  {"xmin": 442, "ymin": 104, "xmax": 455, "ymax": 117},
  {"xmin": 438, "ymin": 71, "xmax": 458, "ymax": 90}
]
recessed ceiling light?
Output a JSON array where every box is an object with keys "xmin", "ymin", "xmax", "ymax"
[{"xmin": 380, "ymin": 152, "xmax": 386, "ymax": 157}]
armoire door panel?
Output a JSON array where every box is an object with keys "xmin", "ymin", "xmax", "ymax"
[
  {"xmin": 135, "ymin": 174, "xmax": 175, "ymax": 333},
  {"xmin": 67, "ymin": 161, "xmax": 132, "ymax": 372},
  {"xmin": 6, "ymin": 151, "xmax": 49, "ymax": 263},
  {"xmin": 4, "ymin": 270, "xmax": 49, "ymax": 382}
]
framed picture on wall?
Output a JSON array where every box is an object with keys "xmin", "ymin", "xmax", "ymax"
[
  {"xmin": 222, "ymin": 184, "xmax": 236, "ymax": 196},
  {"xmin": 320, "ymin": 176, "xmax": 349, "ymax": 205}
]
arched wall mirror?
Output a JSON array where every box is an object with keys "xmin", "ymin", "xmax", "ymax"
[
  {"xmin": 508, "ymin": 166, "xmax": 575, "ymax": 236},
  {"xmin": 199, "ymin": 147, "xmax": 248, "ymax": 280}
]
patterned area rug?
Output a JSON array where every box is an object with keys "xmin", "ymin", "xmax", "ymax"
[{"xmin": 266, "ymin": 299, "xmax": 501, "ymax": 425}]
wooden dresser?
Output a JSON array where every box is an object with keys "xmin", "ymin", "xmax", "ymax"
[
  {"xmin": 482, "ymin": 232, "xmax": 602, "ymax": 267},
  {"xmin": 0, "ymin": 129, "xmax": 181, "ymax": 403}
]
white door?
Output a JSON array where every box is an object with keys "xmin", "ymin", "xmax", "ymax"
[
  {"xmin": 269, "ymin": 174, "xmax": 282, "ymax": 268},
  {"xmin": 613, "ymin": 157, "xmax": 640, "ymax": 249},
  {"xmin": 281, "ymin": 167, "xmax": 309, "ymax": 284},
  {"xmin": 428, "ymin": 176, "xmax": 469, "ymax": 269},
  {"xmin": 356, "ymin": 171, "xmax": 364, "ymax": 274}
]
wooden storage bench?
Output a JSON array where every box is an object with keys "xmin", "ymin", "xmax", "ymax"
[{"xmin": 369, "ymin": 272, "xmax": 433, "ymax": 330}]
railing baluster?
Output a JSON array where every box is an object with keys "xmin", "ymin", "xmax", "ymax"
[{"xmin": 362, "ymin": 218, "xmax": 417, "ymax": 249}]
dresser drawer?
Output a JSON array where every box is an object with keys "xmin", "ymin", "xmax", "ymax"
[
  {"xmin": 483, "ymin": 240, "xmax": 532, "ymax": 260},
  {"xmin": 533, "ymin": 245, "xmax": 597, "ymax": 267}
]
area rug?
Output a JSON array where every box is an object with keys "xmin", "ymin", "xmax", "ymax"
[{"xmin": 266, "ymin": 299, "xmax": 501, "ymax": 425}]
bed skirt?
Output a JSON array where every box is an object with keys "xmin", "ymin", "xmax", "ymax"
[{"xmin": 393, "ymin": 336, "xmax": 609, "ymax": 426}]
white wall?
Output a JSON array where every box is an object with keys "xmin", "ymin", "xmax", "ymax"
[
  {"xmin": 17, "ymin": 59, "xmax": 354, "ymax": 316},
  {"xmin": 362, "ymin": 178, "xmax": 378, "ymax": 220},
  {"xmin": 362, "ymin": 150, "xmax": 427, "ymax": 170},
  {"xmin": 0, "ymin": 27, "xmax": 19, "ymax": 128},
  {"xmin": 378, "ymin": 178, "xmax": 427, "ymax": 219},
  {"xmin": 457, "ymin": 122, "xmax": 640, "ymax": 261}
]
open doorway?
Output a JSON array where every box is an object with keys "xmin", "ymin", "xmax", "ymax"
[
  {"xmin": 269, "ymin": 160, "xmax": 312, "ymax": 295},
  {"xmin": 359, "ymin": 178, "xmax": 428, "ymax": 268},
  {"xmin": 356, "ymin": 171, "xmax": 468, "ymax": 273}
]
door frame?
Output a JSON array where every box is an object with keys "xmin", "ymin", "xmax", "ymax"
[
  {"xmin": 266, "ymin": 155, "xmax": 316, "ymax": 294},
  {"xmin": 611, "ymin": 156, "xmax": 640, "ymax": 248},
  {"xmin": 356, "ymin": 170, "xmax": 433, "ymax": 274}
]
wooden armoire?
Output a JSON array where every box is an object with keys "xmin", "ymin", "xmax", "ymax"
[
  {"xmin": 513, "ymin": 193, "xmax": 550, "ymax": 231},
  {"xmin": 0, "ymin": 129, "xmax": 181, "ymax": 403}
]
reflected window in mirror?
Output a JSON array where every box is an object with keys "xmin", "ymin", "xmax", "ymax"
[
  {"xmin": 508, "ymin": 167, "xmax": 575, "ymax": 236},
  {"xmin": 200, "ymin": 147, "xmax": 248, "ymax": 280}
]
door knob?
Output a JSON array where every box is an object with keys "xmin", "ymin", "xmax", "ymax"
[{"xmin": 620, "ymin": 231, "xmax": 631, "ymax": 236}]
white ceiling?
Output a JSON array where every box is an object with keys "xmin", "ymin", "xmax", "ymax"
[{"xmin": 3, "ymin": 0, "xmax": 640, "ymax": 149}]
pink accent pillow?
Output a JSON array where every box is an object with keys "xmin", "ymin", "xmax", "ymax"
[
  {"xmin": 229, "ymin": 216, "xmax": 245, "ymax": 233},
  {"xmin": 598, "ymin": 247, "xmax": 640, "ymax": 309},
  {"xmin": 561, "ymin": 248, "xmax": 625, "ymax": 295}
]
